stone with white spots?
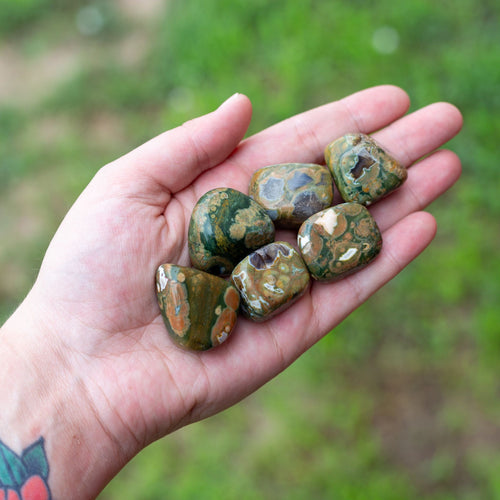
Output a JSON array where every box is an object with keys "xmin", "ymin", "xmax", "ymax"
[{"xmin": 297, "ymin": 203, "xmax": 382, "ymax": 282}]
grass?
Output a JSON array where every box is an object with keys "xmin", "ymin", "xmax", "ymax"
[{"xmin": 0, "ymin": 0, "xmax": 499, "ymax": 498}]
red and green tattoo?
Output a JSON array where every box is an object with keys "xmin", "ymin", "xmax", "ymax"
[{"xmin": 0, "ymin": 438, "xmax": 51, "ymax": 500}]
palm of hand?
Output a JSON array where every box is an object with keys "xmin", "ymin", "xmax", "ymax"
[{"xmin": 28, "ymin": 88, "xmax": 461, "ymax": 452}]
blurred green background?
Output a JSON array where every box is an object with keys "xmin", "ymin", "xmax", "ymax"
[{"xmin": 1, "ymin": 0, "xmax": 499, "ymax": 498}]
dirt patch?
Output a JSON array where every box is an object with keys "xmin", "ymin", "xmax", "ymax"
[
  {"xmin": 116, "ymin": 0, "xmax": 166, "ymax": 22},
  {"xmin": 0, "ymin": 2, "xmax": 167, "ymax": 106},
  {"xmin": 0, "ymin": 43, "xmax": 82, "ymax": 107}
]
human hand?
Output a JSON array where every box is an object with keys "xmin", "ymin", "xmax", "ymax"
[{"xmin": 0, "ymin": 86, "xmax": 462, "ymax": 499}]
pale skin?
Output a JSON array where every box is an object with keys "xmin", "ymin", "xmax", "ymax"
[{"xmin": 0, "ymin": 86, "xmax": 462, "ymax": 499}]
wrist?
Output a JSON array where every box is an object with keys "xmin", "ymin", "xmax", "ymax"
[{"xmin": 0, "ymin": 295, "xmax": 127, "ymax": 499}]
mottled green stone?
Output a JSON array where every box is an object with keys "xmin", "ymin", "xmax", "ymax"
[
  {"xmin": 156, "ymin": 264, "xmax": 240, "ymax": 351},
  {"xmin": 297, "ymin": 203, "xmax": 382, "ymax": 282},
  {"xmin": 231, "ymin": 242, "xmax": 310, "ymax": 322},
  {"xmin": 249, "ymin": 163, "xmax": 334, "ymax": 228},
  {"xmin": 325, "ymin": 133, "xmax": 407, "ymax": 205},
  {"xmin": 188, "ymin": 188, "xmax": 275, "ymax": 276}
]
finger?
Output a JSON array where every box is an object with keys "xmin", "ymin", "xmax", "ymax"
[
  {"xmin": 115, "ymin": 93, "xmax": 253, "ymax": 193},
  {"xmin": 372, "ymin": 101, "xmax": 463, "ymax": 167},
  {"xmin": 232, "ymin": 85, "xmax": 411, "ymax": 174},
  {"xmin": 371, "ymin": 149, "xmax": 462, "ymax": 232}
]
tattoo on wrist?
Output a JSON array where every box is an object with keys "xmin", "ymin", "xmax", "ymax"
[{"xmin": 0, "ymin": 437, "xmax": 51, "ymax": 500}]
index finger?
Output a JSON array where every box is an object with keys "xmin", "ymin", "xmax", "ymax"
[
  {"xmin": 233, "ymin": 85, "xmax": 410, "ymax": 175},
  {"xmin": 195, "ymin": 85, "xmax": 411, "ymax": 195}
]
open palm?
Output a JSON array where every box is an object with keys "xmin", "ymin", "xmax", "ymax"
[{"xmin": 25, "ymin": 86, "xmax": 461, "ymax": 481}]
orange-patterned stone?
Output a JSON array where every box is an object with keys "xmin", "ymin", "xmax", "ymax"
[{"xmin": 156, "ymin": 264, "xmax": 239, "ymax": 350}]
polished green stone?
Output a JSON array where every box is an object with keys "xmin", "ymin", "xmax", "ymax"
[
  {"xmin": 297, "ymin": 203, "xmax": 382, "ymax": 282},
  {"xmin": 325, "ymin": 133, "xmax": 407, "ymax": 205},
  {"xmin": 156, "ymin": 264, "xmax": 240, "ymax": 350},
  {"xmin": 231, "ymin": 242, "xmax": 310, "ymax": 322},
  {"xmin": 188, "ymin": 188, "xmax": 275, "ymax": 276},
  {"xmin": 249, "ymin": 163, "xmax": 334, "ymax": 228}
]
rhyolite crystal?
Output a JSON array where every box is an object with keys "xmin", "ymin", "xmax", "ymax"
[
  {"xmin": 188, "ymin": 188, "xmax": 275, "ymax": 276},
  {"xmin": 249, "ymin": 163, "xmax": 334, "ymax": 228},
  {"xmin": 156, "ymin": 264, "xmax": 240, "ymax": 350},
  {"xmin": 231, "ymin": 241, "xmax": 310, "ymax": 322},
  {"xmin": 325, "ymin": 133, "xmax": 407, "ymax": 205},
  {"xmin": 297, "ymin": 203, "xmax": 382, "ymax": 282}
]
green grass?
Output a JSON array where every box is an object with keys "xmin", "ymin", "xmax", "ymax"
[{"xmin": 1, "ymin": 0, "xmax": 499, "ymax": 498}]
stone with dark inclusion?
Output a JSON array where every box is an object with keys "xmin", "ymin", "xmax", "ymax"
[
  {"xmin": 325, "ymin": 133, "xmax": 407, "ymax": 205},
  {"xmin": 231, "ymin": 241, "xmax": 310, "ymax": 322},
  {"xmin": 249, "ymin": 163, "xmax": 334, "ymax": 228},
  {"xmin": 297, "ymin": 203, "xmax": 382, "ymax": 282},
  {"xmin": 188, "ymin": 188, "xmax": 275, "ymax": 276},
  {"xmin": 156, "ymin": 264, "xmax": 240, "ymax": 350}
]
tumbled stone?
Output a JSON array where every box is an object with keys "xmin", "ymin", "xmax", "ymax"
[
  {"xmin": 156, "ymin": 264, "xmax": 240, "ymax": 351},
  {"xmin": 325, "ymin": 133, "xmax": 407, "ymax": 205},
  {"xmin": 188, "ymin": 188, "xmax": 275, "ymax": 276},
  {"xmin": 249, "ymin": 163, "xmax": 334, "ymax": 228},
  {"xmin": 231, "ymin": 242, "xmax": 310, "ymax": 322},
  {"xmin": 297, "ymin": 203, "xmax": 382, "ymax": 282}
]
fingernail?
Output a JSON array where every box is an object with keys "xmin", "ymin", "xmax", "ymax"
[{"xmin": 218, "ymin": 93, "xmax": 241, "ymax": 109}]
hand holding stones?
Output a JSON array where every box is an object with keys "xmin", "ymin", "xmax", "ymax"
[
  {"xmin": 18, "ymin": 86, "xmax": 460, "ymax": 487},
  {"xmin": 156, "ymin": 132, "xmax": 407, "ymax": 350}
]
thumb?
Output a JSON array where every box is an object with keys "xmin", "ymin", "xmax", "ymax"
[{"xmin": 116, "ymin": 93, "xmax": 253, "ymax": 193}]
